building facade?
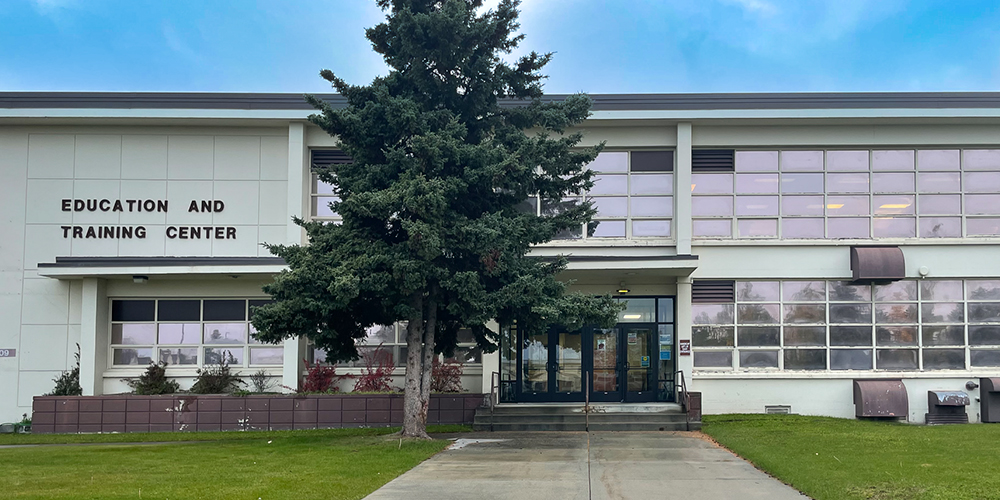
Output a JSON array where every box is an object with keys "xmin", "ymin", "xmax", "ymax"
[{"xmin": 2, "ymin": 92, "xmax": 1000, "ymax": 424}]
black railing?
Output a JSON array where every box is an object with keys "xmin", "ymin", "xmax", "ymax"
[{"xmin": 675, "ymin": 370, "xmax": 690, "ymax": 431}]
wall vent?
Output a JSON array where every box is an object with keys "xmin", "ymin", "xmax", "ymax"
[
  {"xmin": 764, "ymin": 405, "xmax": 791, "ymax": 414},
  {"xmin": 692, "ymin": 280, "xmax": 736, "ymax": 304},
  {"xmin": 311, "ymin": 149, "xmax": 353, "ymax": 169},
  {"xmin": 692, "ymin": 149, "xmax": 735, "ymax": 172}
]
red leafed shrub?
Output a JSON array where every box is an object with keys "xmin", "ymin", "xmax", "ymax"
[
  {"xmin": 298, "ymin": 360, "xmax": 347, "ymax": 393},
  {"xmin": 353, "ymin": 346, "xmax": 395, "ymax": 393},
  {"xmin": 431, "ymin": 358, "xmax": 464, "ymax": 393}
]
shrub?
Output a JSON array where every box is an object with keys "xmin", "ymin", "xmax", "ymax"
[
  {"xmin": 48, "ymin": 344, "xmax": 82, "ymax": 396},
  {"xmin": 190, "ymin": 353, "xmax": 245, "ymax": 394},
  {"xmin": 352, "ymin": 346, "xmax": 394, "ymax": 393},
  {"xmin": 295, "ymin": 360, "xmax": 347, "ymax": 393},
  {"xmin": 431, "ymin": 358, "xmax": 464, "ymax": 393},
  {"xmin": 248, "ymin": 369, "xmax": 275, "ymax": 393},
  {"xmin": 123, "ymin": 362, "xmax": 180, "ymax": 395}
]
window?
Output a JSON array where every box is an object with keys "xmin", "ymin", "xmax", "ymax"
[
  {"xmin": 310, "ymin": 322, "xmax": 483, "ymax": 367},
  {"xmin": 692, "ymin": 149, "xmax": 1000, "ymax": 240},
  {"xmin": 110, "ymin": 299, "xmax": 281, "ymax": 368},
  {"xmin": 692, "ymin": 279, "xmax": 1000, "ymax": 372},
  {"xmin": 537, "ymin": 151, "xmax": 674, "ymax": 240}
]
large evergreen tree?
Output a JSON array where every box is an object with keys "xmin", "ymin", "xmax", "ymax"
[{"xmin": 251, "ymin": 0, "xmax": 620, "ymax": 438}]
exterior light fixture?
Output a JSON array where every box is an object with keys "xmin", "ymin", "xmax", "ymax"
[
  {"xmin": 622, "ymin": 314, "xmax": 642, "ymax": 319},
  {"xmin": 132, "ymin": 275, "xmax": 149, "ymax": 284},
  {"xmin": 617, "ymin": 282, "xmax": 630, "ymax": 294}
]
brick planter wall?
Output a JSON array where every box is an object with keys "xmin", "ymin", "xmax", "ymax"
[{"xmin": 31, "ymin": 393, "xmax": 485, "ymax": 434}]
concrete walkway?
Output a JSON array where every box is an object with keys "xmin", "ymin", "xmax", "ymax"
[{"xmin": 365, "ymin": 432, "xmax": 807, "ymax": 500}]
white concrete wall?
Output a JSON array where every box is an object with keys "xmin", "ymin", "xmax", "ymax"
[
  {"xmin": 694, "ymin": 376, "xmax": 987, "ymax": 424},
  {"xmin": 0, "ymin": 125, "xmax": 292, "ymax": 422}
]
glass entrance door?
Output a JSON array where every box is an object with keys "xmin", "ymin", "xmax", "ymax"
[
  {"xmin": 622, "ymin": 325, "xmax": 657, "ymax": 402},
  {"xmin": 517, "ymin": 325, "xmax": 584, "ymax": 401}
]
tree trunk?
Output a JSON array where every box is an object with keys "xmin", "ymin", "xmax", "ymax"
[
  {"xmin": 401, "ymin": 292, "xmax": 429, "ymax": 438},
  {"xmin": 419, "ymin": 287, "xmax": 437, "ymax": 426}
]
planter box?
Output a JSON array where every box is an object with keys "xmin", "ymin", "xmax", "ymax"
[{"xmin": 31, "ymin": 393, "xmax": 485, "ymax": 434}]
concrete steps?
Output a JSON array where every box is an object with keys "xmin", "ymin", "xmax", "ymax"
[{"xmin": 473, "ymin": 403, "xmax": 699, "ymax": 432}]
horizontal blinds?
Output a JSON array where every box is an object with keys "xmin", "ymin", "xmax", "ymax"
[
  {"xmin": 692, "ymin": 149, "xmax": 735, "ymax": 172},
  {"xmin": 311, "ymin": 149, "xmax": 353, "ymax": 169}
]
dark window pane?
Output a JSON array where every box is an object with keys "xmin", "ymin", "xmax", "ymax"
[
  {"xmin": 738, "ymin": 304, "xmax": 780, "ymax": 324},
  {"xmin": 203, "ymin": 300, "xmax": 247, "ymax": 321},
  {"xmin": 831, "ymin": 349, "xmax": 872, "ymax": 370},
  {"xmin": 830, "ymin": 303, "xmax": 872, "ymax": 324},
  {"xmin": 631, "ymin": 151, "xmax": 673, "ymax": 172},
  {"xmin": 971, "ymin": 350, "xmax": 1000, "ymax": 367},
  {"xmin": 692, "ymin": 326, "xmax": 734, "ymax": 347},
  {"xmin": 970, "ymin": 326, "xmax": 1000, "ymax": 345},
  {"xmin": 828, "ymin": 281, "xmax": 872, "ymax": 301},
  {"xmin": 875, "ymin": 303, "xmax": 917, "ymax": 323},
  {"xmin": 830, "ymin": 326, "xmax": 872, "ymax": 346},
  {"xmin": 113, "ymin": 348, "xmax": 153, "ymax": 366},
  {"xmin": 876, "ymin": 326, "xmax": 918, "ymax": 346},
  {"xmin": 205, "ymin": 347, "xmax": 244, "ymax": 366},
  {"xmin": 784, "ymin": 349, "xmax": 826, "ymax": 370},
  {"xmin": 921, "ymin": 303, "xmax": 964, "ymax": 323},
  {"xmin": 783, "ymin": 304, "xmax": 826, "ymax": 323},
  {"xmin": 923, "ymin": 349, "xmax": 965, "ymax": 370},
  {"xmin": 784, "ymin": 326, "xmax": 826, "ymax": 346},
  {"xmin": 876, "ymin": 349, "xmax": 918, "ymax": 370},
  {"xmin": 111, "ymin": 300, "xmax": 155, "ymax": 322},
  {"xmin": 740, "ymin": 350, "xmax": 778, "ymax": 368},
  {"xmin": 783, "ymin": 281, "xmax": 826, "ymax": 302},
  {"xmin": 159, "ymin": 348, "xmax": 198, "ymax": 365},
  {"xmin": 922, "ymin": 325, "xmax": 965, "ymax": 346},
  {"xmin": 738, "ymin": 326, "xmax": 780, "ymax": 346},
  {"xmin": 248, "ymin": 299, "xmax": 274, "ymax": 319},
  {"xmin": 694, "ymin": 351, "xmax": 732, "ymax": 368},
  {"xmin": 969, "ymin": 303, "xmax": 1000, "ymax": 323},
  {"xmin": 657, "ymin": 299, "xmax": 675, "ymax": 323},
  {"xmin": 157, "ymin": 300, "xmax": 201, "ymax": 322}
]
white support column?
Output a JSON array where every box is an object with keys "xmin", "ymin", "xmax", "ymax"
[
  {"xmin": 79, "ymin": 278, "xmax": 108, "ymax": 396},
  {"xmin": 675, "ymin": 123, "xmax": 693, "ymax": 255},
  {"xmin": 676, "ymin": 276, "xmax": 694, "ymax": 391},
  {"xmin": 280, "ymin": 121, "xmax": 310, "ymax": 392},
  {"xmin": 480, "ymin": 321, "xmax": 501, "ymax": 395},
  {"xmin": 286, "ymin": 121, "xmax": 309, "ymax": 245}
]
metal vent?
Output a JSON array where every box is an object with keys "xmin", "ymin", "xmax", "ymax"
[
  {"xmin": 692, "ymin": 280, "xmax": 735, "ymax": 304},
  {"xmin": 692, "ymin": 149, "xmax": 735, "ymax": 172},
  {"xmin": 311, "ymin": 149, "xmax": 353, "ymax": 169},
  {"xmin": 764, "ymin": 405, "xmax": 791, "ymax": 414}
]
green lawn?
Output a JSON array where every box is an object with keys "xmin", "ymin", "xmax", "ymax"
[
  {"xmin": 702, "ymin": 414, "xmax": 1000, "ymax": 500},
  {"xmin": 0, "ymin": 426, "xmax": 468, "ymax": 500}
]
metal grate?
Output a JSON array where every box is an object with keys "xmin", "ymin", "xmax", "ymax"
[
  {"xmin": 764, "ymin": 405, "xmax": 791, "ymax": 414},
  {"xmin": 692, "ymin": 149, "xmax": 735, "ymax": 172},
  {"xmin": 311, "ymin": 149, "xmax": 353, "ymax": 169},
  {"xmin": 692, "ymin": 280, "xmax": 735, "ymax": 303}
]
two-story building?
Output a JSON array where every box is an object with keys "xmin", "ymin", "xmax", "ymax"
[{"xmin": 2, "ymin": 92, "xmax": 999, "ymax": 424}]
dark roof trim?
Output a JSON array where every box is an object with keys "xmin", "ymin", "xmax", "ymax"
[
  {"xmin": 8, "ymin": 91, "xmax": 1000, "ymax": 111},
  {"xmin": 38, "ymin": 256, "xmax": 287, "ymax": 268}
]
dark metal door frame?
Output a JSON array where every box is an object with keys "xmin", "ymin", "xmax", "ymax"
[{"xmin": 515, "ymin": 324, "xmax": 585, "ymax": 402}]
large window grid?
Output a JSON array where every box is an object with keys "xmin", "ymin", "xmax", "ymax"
[
  {"xmin": 109, "ymin": 299, "xmax": 282, "ymax": 369},
  {"xmin": 692, "ymin": 279, "xmax": 1000, "ymax": 372},
  {"xmin": 691, "ymin": 149, "xmax": 1000, "ymax": 239},
  {"xmin": 310, "ymin": 322, "xmax": 483, "ymax": 368},
  {"xmin": 534, "ymin": 151, "xmax": 674, "ymax": 240},
  {"xmin": 310, "ymin": 173, "xmax": 341, "ymax": 222}
]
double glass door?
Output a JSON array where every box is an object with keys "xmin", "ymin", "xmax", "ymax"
[
  {"xmin": 519, "ymin": 325, "xmax": 584, "ymax": 401},
  {"xmin": 591, "ymin": 325, "xmax": 658, "ymax": 402}
]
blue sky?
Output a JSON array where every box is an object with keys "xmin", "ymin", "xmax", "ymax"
[{"xmin": 2, "ymin": 0, "xmax": 999, "ymax": 93}]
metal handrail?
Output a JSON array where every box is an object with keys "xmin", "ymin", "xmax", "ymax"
[
  {"xmin": 675, "ymin": 370, "xmax": 690, "ymax": 431},
  {"xmin": 489, "ymin": 371, "xmax": 500, "ymax": 432}
]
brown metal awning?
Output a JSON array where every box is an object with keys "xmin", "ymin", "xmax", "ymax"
[
  {"xmin": 853, "ymin": 379, "xmax": 908, "ymax": 418},
  {"xmin": 850, "ymin": 246, "xmax": 905, "ymax": 284}
]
